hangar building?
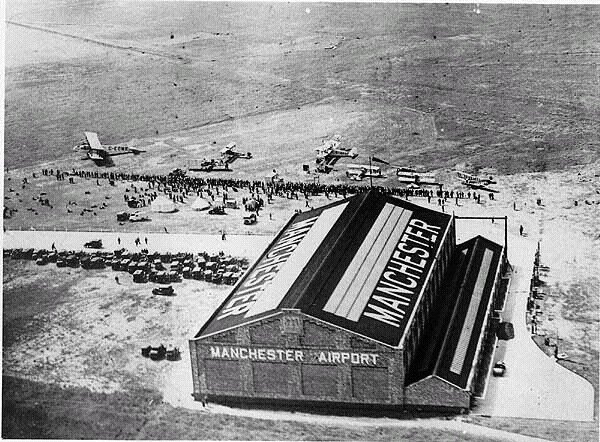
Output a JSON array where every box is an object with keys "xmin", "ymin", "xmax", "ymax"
[{"xmin": 189, "ymin": 190, "xmax": 507, "ymax": 411}]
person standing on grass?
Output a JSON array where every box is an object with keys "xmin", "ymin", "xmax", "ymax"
[{"xmin": 519, "ymin": 225, "xmax": 524, "ymax": 236}]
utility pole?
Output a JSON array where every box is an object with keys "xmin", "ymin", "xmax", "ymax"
[
  {"xmin": 369, "ymin": 155, "xmax": 373, "ymax": 188},
  {"xmin": 504, "ymin": 215, "xmax": 508, "ymax": 259}
]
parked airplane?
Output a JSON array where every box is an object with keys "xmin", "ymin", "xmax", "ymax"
[
  {"xmin": 220, "ymin": 142, "xmax": 252, "ymax": 163},
  {"xmin": 188, "ymin": 158, "xmax": 231, "ymax": 172},
  {"xmin": 315, "ymin": 135, "xmax": 358, "ymax": 160},
  {"xmin": 456, "ymin": 171, "xmax": 499, "ymax": 192},
  {"xmin": 456, "ymin": 171, "xmax": 497, "ymax": 185},
  {"xmin": 74, "ymin": 132, "xmax": 144, "ymax": 165},
  {"xmin": 397, "ymin": 168, "xmax": 437, "ymax": 186},
  {"xmin": 315, "ymin": 135, "xmax": 358, "ymax": 173},
  {"xmin": 346, "ymin": 164, "xmax": 384, "ymax": 181}
]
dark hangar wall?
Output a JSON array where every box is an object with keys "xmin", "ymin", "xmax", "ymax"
[
  {"xmin": 190, "ymin": 311, "xmax": 404, "ymax": 406},
  {"xmin": 400, "ymin": 215, "xmax": 456, "ymax": 378}
]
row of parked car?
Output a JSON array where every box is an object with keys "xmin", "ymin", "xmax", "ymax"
[{"xmin": 4, "ymin": 247, "xmax": 249, "ymax": 286}]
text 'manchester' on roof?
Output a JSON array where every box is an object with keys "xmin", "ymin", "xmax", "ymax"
[{"xmin": 197, "ymin": 190, "xmax": 452, "ymax": 347}]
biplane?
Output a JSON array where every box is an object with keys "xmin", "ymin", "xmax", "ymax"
[
  {"xmin": 315, "ymin": 135, "xmax": 358, "ymax": 173},
  {"xmin": 220, "ymin": 142, "xmax": 252, "ymax": 164},
  {"xmin": 346, "ymin": 164, "xmax": 384, "ymax": 181},
  {"xmin": 397, "ymin": 167, "xmax": 437, "ymax": 186}
]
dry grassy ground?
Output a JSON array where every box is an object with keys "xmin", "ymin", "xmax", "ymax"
[
  {"xmin": 4, "ymin": 377, "xmax": 503, "ymax": 442},
  {"xmin": 4, "ymin": 1, "xmax": 599, "ymax": 440},
  {"xmin": 0, "ymin": 260, "xmax": 523, "ymax": 442},
  {"xmin": 5, "ymin": 3, "xmax": 599, "ymax": 173}
]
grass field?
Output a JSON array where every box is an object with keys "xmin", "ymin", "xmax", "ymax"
[
  {"xmin": 5, "ymin": 3, "xmax": 599, "ymax": 173},
  {"xmin": 3, "ymin": 256, "xmax": 598, "ymax": 441},
  {"xmin": 5, "ymin": 376, "xmax": 513, "ymax": 441},
  {"xmin": 4, "ymin": 1, "xmax": 599, "ymax": 440}
]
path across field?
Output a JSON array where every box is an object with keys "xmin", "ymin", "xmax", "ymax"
[{"xmin": 457, "ymin": 224, "xmax": 595, "ymax": 422}]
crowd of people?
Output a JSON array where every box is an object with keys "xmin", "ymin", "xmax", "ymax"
[
  {"xmin": 56, "ymin": 167, "xmax": 494, "ymax": 210},
  {"xmin": 8, "ymin": 165, "xmax": 500, "ymax": 221},
  {"xmin": 1, "ymin": 166, "xmax": 501, "ymax": 226}
]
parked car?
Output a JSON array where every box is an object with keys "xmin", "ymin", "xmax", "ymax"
[
  {"xmin": 90, "ymin": 257, "xmax": 105, "ymax": 269},
  {"xmin": 196, "ymin": 256, "xmax": 207, "ymax": 269},
  {"xmin": 170, "ymin": 260, "xmax": 182, "ymax": 272},
  {"xmin": 192, "ymin": 266, "xmax": 204, "ymax": 280},
  {"xmin": 166, "ymin": 346, "xmax": 181, "ymax": 361},
  {"xmin": 153, "ymin": 259, "xmax": 164, "ymax": 270},
  {"xmin": 168, "ymin": 270, "xmax": 181, "ymax": 283},
  {"xmin": 243, "ymin": 213, "xmax": 257, "ymax": 225},
  {"xmin": 156, "ymin": 270, "xmax": 170, "ymax": 284},
  {"xmin": 129, "ymin": 212, "xmax": 150, "ymax": 222},
  {"xmin": 141, "ymin": 344, "xmax": 167, "ymax": 360},
  {"xmin": 66, "ymin": 255, "xmax": 80, "ymax": 268},
  {"xmin": 497, "ymin": 322, "xmax": 515, "ymax": 340},
  {"xmin": 152, "ymin": 285, "xmax": 175, "ymax": 296},
  {"xmin": 84, "ymin": 239, "xmax": 103, "ymax": 249},
  {"xmin": 492, "ymin": 361, "xmax": 506, "ymax": 377},
  {"xmin": 208, "ymin": 206, "xmax": 226, "ymax": 215},
  {"xmin": 133, "ymin": 269, "xmax": 147, "ymax": 283}
]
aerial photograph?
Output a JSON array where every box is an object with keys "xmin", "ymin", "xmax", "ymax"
[{"xmin": 2, "ymin": 1, "xmax": 598, "ymax": 440}]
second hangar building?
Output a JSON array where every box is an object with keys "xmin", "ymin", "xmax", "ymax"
[{"xmin": 189, "ymin": 190, "xmax": 508, "ymax": 411}]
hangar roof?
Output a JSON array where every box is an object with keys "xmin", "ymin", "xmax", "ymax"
[
  {"xmin": 406, "ymin": 235, "xmax": 504, "ymax": 390},
  {"xmin": 195, "ymin": 190, "xmax": 452, "ymax": 347}
]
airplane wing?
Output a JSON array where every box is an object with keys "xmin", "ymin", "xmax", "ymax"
[
  {"xmin": 84, "ymin": 132, "xmax": 105, "ymax": 152},
  {"xmin": 464, "ymin": 182, "xmax": 499, "ymax": 193}
]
